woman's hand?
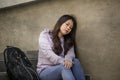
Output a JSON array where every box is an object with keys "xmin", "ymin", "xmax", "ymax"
[{"xmin": 64, "ymin": 60, "xmax": 73, "ymax": 69}]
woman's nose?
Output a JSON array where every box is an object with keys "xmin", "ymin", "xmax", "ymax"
[{"xmin": 66, "ymin": 26, "xmax": 71, "ymax": 30}]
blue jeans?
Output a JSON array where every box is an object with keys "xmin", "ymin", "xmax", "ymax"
[{"xmin": 38, "ymin": 58, "xmax": 86, "ymax": 80}]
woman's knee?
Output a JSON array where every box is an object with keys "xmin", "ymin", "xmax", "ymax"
[
  {"xmin": 73, "ymin": 58, "xmax": 80, "ymax": 64},
  {"xmin": 39, "ymin": 64, "xmax": 65, "ymax": 80},
  {"xmin": 72, "ymin": 58, "xmax": 83, "ymax": 69}
]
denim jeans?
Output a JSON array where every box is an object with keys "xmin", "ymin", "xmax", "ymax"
[{"xmin": 38, "ymin": 58, "xmax": 86, "ymax": 80}]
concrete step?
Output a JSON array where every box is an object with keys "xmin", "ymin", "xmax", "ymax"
[
  {"xmin": 0, "ymin": 50, "xmax": 38, "ymax": 72},
  {"xmin": 0, "ymin": 50, "xmax": 90, "ymax": 80},
  {"xmin": 0, "ymin": 59, "xmax": 37, "ymax": 72},
  {"xmin": 0, "ymin": 72, "xmax": 9, "ymax": 80},
  {"xmin": 0, "ymin": 59, "xmax": 38, "ymax": 80},
  {"xmin": 0, "ymin": 60, "xmax": 90, "ymax": 80},
  {"xmin": 0, "ymin": 72, "xmax": 90, "ymax": 80},
  {"xmin": 0, "ymin": 50, "xmax": 39, "ymax": 80}
]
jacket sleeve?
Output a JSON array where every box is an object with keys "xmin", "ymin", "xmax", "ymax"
[
  {"xmin": 65, "ymin": 46, "xmax": 75, "ymax": 62},
  {"xmin": 39, "ymin": 30, "xmax": 64, "ymax": 65}
]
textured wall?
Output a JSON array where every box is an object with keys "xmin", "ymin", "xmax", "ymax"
[{"xmin": 0, "ymin": 0, "xmax": 120, "ymax": 80}]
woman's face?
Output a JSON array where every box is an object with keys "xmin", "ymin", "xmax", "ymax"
[{"xmin": 59, "ymin": 19, "xmax": 73, "ymax": 37}]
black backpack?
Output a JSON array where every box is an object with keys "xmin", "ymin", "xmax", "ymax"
[{"xmin": 3, "ymin": 46, "xmax": 40, "ymax": 80}]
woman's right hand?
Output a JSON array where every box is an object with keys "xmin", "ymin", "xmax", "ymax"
[{"xmin": 64, "ymin": 60, "xmax": 73, "ymax": 69}]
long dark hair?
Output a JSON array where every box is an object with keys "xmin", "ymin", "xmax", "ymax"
[{"xmin": 51, "ymin": 14, "xmax": 77, "ymax": 55}]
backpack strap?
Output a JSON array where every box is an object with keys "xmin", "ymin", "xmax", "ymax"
[{"xmin": 3, "ymin": 46, "xmax": 10, "ymax": 66}]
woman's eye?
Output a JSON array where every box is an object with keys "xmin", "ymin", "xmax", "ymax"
[{"xmin": 66, "ymin": 23, "xmax": 69, "ymax": 26}]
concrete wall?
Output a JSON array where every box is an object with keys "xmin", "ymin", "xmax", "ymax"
[
  {"xmin": 0, "ymin": 0, "xmax": 120, "ymax": 80},
  {"xmin": 0, "ymin": 0, "xmax": 34, "ymax": 8}
]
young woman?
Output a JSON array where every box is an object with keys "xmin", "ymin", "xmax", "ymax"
[{"xmin": 37, "ymin": 15, "xmax": 86, "ymax": 80}]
